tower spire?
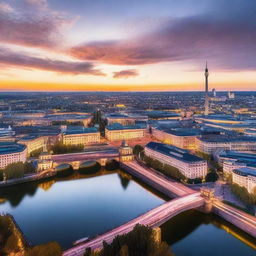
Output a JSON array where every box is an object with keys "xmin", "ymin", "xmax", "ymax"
[{"xmin": 204, "ymin": 61, "xmax": 209, "ymax": 116}]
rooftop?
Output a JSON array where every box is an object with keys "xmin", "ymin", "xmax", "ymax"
[
  {"xmin": 64, "ymin": 127, "xmax": 98, "ymax": 135},
  {"xmin": 0, "ymin": 142, "xmax": 26, "ymax": 155},
  {"xmin": 106, "ymin": 123, "xmax": 147, "ymax": 130},
  {"xmin": 233, "ymin": 167, "xmax": 256, "ymax": 177},
  {"xmin": 199, "ymin": 135, "xmax": 256, "ymax": 143},
  {"xmin": 155, "ymin": 127, "xmax": 201, "ymax": 136},
  {"xmin": 145, "ymin": 142, "xmax": 205, "ymax": 163}
]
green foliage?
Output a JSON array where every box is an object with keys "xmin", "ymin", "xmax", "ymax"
[
  {"xmin": 0, "ymin": 169, "xmax": 3, "ymax": 181},
  {"xmin": 24, "ymin": 242, "xmax": 62, "ymax": 256},
  {"xmin": 0, "ymin": 216, "xmax": 24, "ymax": 254},
  {"xmin": 84, "ymin": 224, "xmax": 174, "ymax": 256},
  {"xmin": 30, "ymin": 147, "xmax": 43, "ymax": 157},
  {"xmin": 2, "ymin": 162, "xmax": 36, "ymax": 180},
  {"xmin": 133, "ymin": 145, "xmax": 144, "ymax": 155},
  {"xmin": 205, "ymin": 170, "xmax": 219, "ymax": 182},
  {"xmin": 231, "ymin": 183, "xmax": 256, "ymax": 205},
  {"xmin": 144, "ymin": 155, "xmax": 185, "ymax": 181},
  {"xmin": 49, "ymin": 141, "xmax": 84, "ymax": 154}
]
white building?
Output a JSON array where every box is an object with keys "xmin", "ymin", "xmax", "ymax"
[
  {"xmin": 145, "ymin": 142, "xmax": 207, "ymax": 179},
  {"xmin": 0, "ymin": 143, "xmax": 27, "ymax": 169},
  {"xmin": 196, "ymin": 135, "xmax": 256, "ymax": 154},
  {"xmin": 232, "ymin": 168, "xmax": 256, "ymax": 194}
]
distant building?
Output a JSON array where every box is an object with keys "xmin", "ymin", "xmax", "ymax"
[
  {"xmin": 212, "ymin": 88, "xmax": 216, "ymax": 97},
  {"xmin": 196, "ymin": 135, "xmax": 256, "ymax": 154},
  {"xmin": 105, "ymin": 123, "xmax": 147, "ymax": 141},
  {"xmin": 145, "ymin": 142, "xmax": 207, "ymax": 179},
  {"xmin": 152, "ymin": 127, "xmax": 200, "ymax": 150},
  {"xmin": 0, "ymin": 142, "xmax": 27, "ymax": 168},
  {"xmin": 232, "ymin": 167, "xmax": 256, "ymax": 194},
  {"xmin": 106, "ymin": 113, "xmax": 148, "ymax": 126},
  {"xmin": 228, "ymin": 91, "xmax": 235, "ymax": 99},
  {"xmin": 62, "ymin": 127, "xmax": 100, "ymax": 146}
]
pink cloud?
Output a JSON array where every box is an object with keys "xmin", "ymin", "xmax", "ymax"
[{"xmin": 113, "ymin": 69, "xmax": 139, "ymax": 79}]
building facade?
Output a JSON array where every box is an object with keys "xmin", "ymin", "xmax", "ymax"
[
  {"xmin": 0, "ymin": 143, "xmax": 27, "ymax": 168},
  {"xmin": 196, "ymin": 136, "xmax": 256, "ymax": 154},
  {"xmin": 19, "ymin": 135, "xmax": 46, "ymax": 155},
  {"xmin": 232, "ymin": 168, "xmax": 256, "ymax": 194},
  {"xmin": 105, "ymin": 124, "xmax": 147, "ymax": 141},
  {"xmin": 145, "ymin": 142, "xmax": 207, "ymax": 179},
  {"xmin": 62, "ymin": 128, "xmax": 100, "ymax": 146},
  {"xmin": 152, "ymin": 127, "xmax": 199, "ymax": 150}
]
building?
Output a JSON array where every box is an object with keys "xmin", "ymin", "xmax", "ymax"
[
  {"xmin": 62, "ymin": 127, "xmax": 100, "ymax": 146},
  {"xmin": 232, "ymin": 167, "xmax": 256, "ymax": 194},
  {"xmin": 105, "ymin": 123, "xmax": 147, "ymax": 141},
  {"xmin": 0, "ymin": 142, "xmax": 27, "ymax": 168},
  {"xmin": 217, "ymin": 151, "xmax": 256, "ymax": 176},
  {"xmin": 196, "ymin": 135, "xmax": 256, "ymax": 154},
  {"xmin": 204, "ymin": 62, "xmax": 209, "ymax": 116},
  {"xmin": 152, "ymin": 127, "xmax": 200, "ymax": 150},
  {"xmin": 119, "ymin": 141, "xmax": 134, "ymax": 162},
  {"xmin": 37, "ymin": 149, "xmax": 53, "ymax": 172},
  {"xmin": 19, "ymin": 135, "xmax": 46, "ymax": 156},
  {"xmin": 145, "ymin": 142, "xmax": 207, "ymax": 179},
  {"xmin": 106, "ymin": 113, "xmax": 148, "ymax": 126}
]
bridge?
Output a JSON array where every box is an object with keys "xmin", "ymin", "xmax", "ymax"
[
  {"xmin": 63, "ymin": 159, "xmax": 256, "ymax": 255},
  {"xmin": 63, "ymin": 193, "xmax": 204, "ymax": 256},
  {"xmin": 51, "ymin": 149, "xmax": 119, "ymax": 169}
]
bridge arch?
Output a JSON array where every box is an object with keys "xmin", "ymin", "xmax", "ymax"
[
  {"xmin": 55, "ymin": 163, "xmax": 74, "ymax": 177},
  {"xmin": 78, "ymin": 160, "xmax": 101, "ymax": 174}
]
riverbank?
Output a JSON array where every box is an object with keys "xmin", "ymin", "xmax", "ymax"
[{"xmin": 0, "ymin": 170, "xmax": 56, "ymax": 188}]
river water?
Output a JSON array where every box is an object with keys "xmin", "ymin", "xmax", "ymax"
[{"xmin": 0, "ymin": 170, "xmax": 255, "ymax": 255}]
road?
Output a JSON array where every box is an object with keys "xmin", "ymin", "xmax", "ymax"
[
  {"xmin": 63, "ymin": 193, "xmax": 204, "ymax": 256},
  {"xmin": 122, "ymin": 161, "xmax": 194, "ymax": 197}
]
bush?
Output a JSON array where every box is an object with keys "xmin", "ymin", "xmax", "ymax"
[{"xmin": 231, "ymin": 183, "xmax": 256, "ymax": 205}]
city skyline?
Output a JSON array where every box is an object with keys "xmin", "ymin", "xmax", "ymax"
[{"xmin": 0, "ymin": 0, "xmax": 256, "ymax": 91}]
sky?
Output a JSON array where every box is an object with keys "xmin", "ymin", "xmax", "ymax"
[{"xmin": 0, "ymin": 0, "xmax": 256, "ymax": 91}]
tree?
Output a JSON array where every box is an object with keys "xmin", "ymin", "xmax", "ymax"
[
  {"xmin": 49, "ymin": 141, "xmax": 84, "ymax": 154},
  {"xmin": 24, "ymin": 242, "xmax": 62, "ymax": 256},
  {"xmin": 84, "ymin": 224, "xmax": 174, "ymax": 256},
  {"xmin": 133, "ymin": 145, "xmax": 144, "ymax": 156},
  {"xmin": 231, "ymin": 183, "xmax": 256, "ymax": 205},
  {"xmin": 3, "ymin": 162, "xmax": 25, "ymax": 180},
  {"xmin": 205, "ymin": 170, "xmax": 219, "ymax": 182}
]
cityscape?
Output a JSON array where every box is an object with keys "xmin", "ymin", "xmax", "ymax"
[{"xmin": 0, "ymin": 1, "xmax": 256, "ymax": 256}]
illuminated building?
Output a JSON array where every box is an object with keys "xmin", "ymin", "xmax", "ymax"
[
  {"xmin": 152, "ymin": 127, "xmax": 200, "ymax": 150},
  {"xmin": 0, "ymin": 142, "xmax": 27, "ymax": 168},
  {"xmin": 37, "ymin": 146, "xmax": 53, "ymax": 171},
  {"xmin": 62, "ymin": 128, "xmax": 100, "ymax": 146},
  {"xmin": 106, "ymin": 113, "xmax": 148, "ymax": 126},
  {"xmin": 105, "ymin": 124, "xmax": 147, "ymax": 141},
  {"xmin": 119, "ymin": 141, "xmax": 134, "ymax": 162},
  {"xmin": 232, "ymin": 167, "xmax": 256, "ymax": 194},
  {"xmin": 196, "ymin": 135, "xmax": 256, "ymax": 154},
  {"xmin": 145, "ymin": 142, "xmax": 207, "ymax": 179},
  {"xmin": 19, "ymin": 135, "xmax": 46, "ymax": 155}
]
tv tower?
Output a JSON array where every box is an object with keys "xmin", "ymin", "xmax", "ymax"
[{"xmin": 204, "ymin": 61, "xmax": 209, "ymax": 116}]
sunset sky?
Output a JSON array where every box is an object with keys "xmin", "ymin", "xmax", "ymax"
[{"xmin": 0, "ymin": 0, "xmax": 256, "ymax": 91}]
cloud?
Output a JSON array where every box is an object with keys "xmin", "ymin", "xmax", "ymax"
[
  {"xmin": 68, "ymin": 1, "xmax": 256, "ymax": 71},
  {"xmin": 113, "ymin": 69, "xmax": 139, "ymax": 79},
  {"xmin": 0, "ymin": 47, "xmax": 105, "ymax": 76},
  {"xmin": 0, "ymin": 0, "xmax": 77, "ymax": 48}
]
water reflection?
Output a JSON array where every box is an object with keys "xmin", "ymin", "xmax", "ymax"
[{"xmin": 161, "ymin": 210, "xmax": 256, "ymax": 256}]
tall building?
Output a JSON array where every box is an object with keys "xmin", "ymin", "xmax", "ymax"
[{"xmin": 204, "ymin": 62, "xmax": 209, "ymax": 116}]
